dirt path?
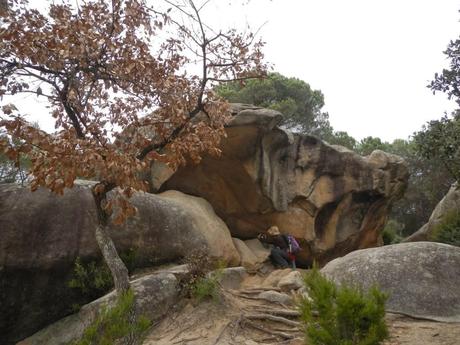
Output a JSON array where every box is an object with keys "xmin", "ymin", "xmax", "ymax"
[
  {"xmin": 384, "ymin": 313, "xmax": 460, "ymax": 345},
  {"xmin": 143, "ymin": 289, "xmax": 303, "ymax": 344},
  {"xmin": 143, "ymin": 269, "xmax": 460, "ymax": 345}
]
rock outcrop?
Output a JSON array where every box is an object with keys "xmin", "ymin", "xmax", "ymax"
[
  {"xmin": 157, "ymin": 104, "xmax": 409, "ymax": 265},
  {"xmin": 405, "ymin": 182, "xmax": 460, "ymax": 242},
  {"xmin": 321, "ymin": 242, "xmax": 460, "ymax": 322},
  {"xmin": 0, "ymin": 183, "xmax": 239, "ymax": 344},
  {"xmin": 18, "ymin": 272, "xmax": 179, "ymax": 345},
  {"xmin": 232, "ymin": 238, "xmax": 270, "ymax": 270}
]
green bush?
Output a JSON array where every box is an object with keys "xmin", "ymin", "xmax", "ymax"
[
  {"xmin": 68, "ymin": 249, "xmax": 139, "ymax": 301},
  {"xmin": 68, "ymin": 257, "xmax": 113, "ymax": 301},
  {"xmin": 120, "ymin": 248, "xmax": 138, "ymax": 273},
  {"xmin": 382, "ymin": 220, "xmax": 403, "ymax": 245},
  {"xmin": 180, "ymin": 250, "xmax": 225, "ymax": 302},
  {"xmin": 73, "ymin": 289, "xmax": 150, "ymax": 345},
  {"xmin": 299, "ymin": 266, "xmax": 388, "ymax": 345},
  {"xmin": 430, "ymin": 210, "xmax": 460, "ymax": 246},
  {"xmin": 191, "ymin": 269, "xmax": 223, "ymax": 302}
]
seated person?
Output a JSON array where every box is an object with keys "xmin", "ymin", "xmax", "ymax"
[{"xmin": 258, "ymin": 225, "xmax": 299, "ymax": 269}]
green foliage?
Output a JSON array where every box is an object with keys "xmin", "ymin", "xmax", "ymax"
[
  {"xmin": 420, "ymin": 35, "xmax": 460, "ymax": 182},
  {"xmin": 355, "ymin": 136, "xmax": 391, "ymax": 156},
  {"xmin": 68, "ymin": 258, "xmax": 113, "ymax": 301},
  {"xmin": 326, "ymin": 131, "xmax": 357, "ymax": 151},
  {"xmin": 119, "ymin": 248, "xmax": 138, "ymax": 273},
  {"xmin": 382, "ymin": 220, "xmax": 403, "ymax": 245},
  {"xmin": 385, "ymin": 138, "xmax": 452, "ymax": 236},
  {"xmin": 299, "ymin": 266, "xmax": 388, "ymax": 345},
  {"xmin": 0, "ymin": 132, "xmax": 32, "ymax": 184},
  {"xmin": 190, "ymin": 269, "xmax": 223, "ymax": 302},
  {"xmin": 68, "ymin": 250, "xmax": 139, "ymax": 301},
  {"xmin": 73, "ymin": 289, "xmax": 150, "ymax": 345},
  {"xmin": 414, "ymin": 113, "xmax": 460, "ymax": 182},
  {"xmin": 216, "ymin": 72, "xmax": 332, "ymax": 137},
  {"xmin": 180, "ymin": 250, "xmax": 224, "ymax": 301},
  {"xmin": 430, "ymin": 210, "xmax": 460, "ymax": 246},
  {"xmin": 429, "ymin": 38, "xmax": 460, "ymax": 106}
]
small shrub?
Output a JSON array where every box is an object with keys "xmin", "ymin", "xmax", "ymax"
[
  {"xmin": 382, "ymin": 229, "xmax": 401, "ymax": 246},
  {"xmin": 68, "ymin": 257, "xmax": 113, "ymax": 300},
  {"xmin": 180, "ymin": 250, "xmax": 224, "ymax": 301},
  {"xmin": 190, "ymin": 273, "xmax": 221, "ymax": 302},
  {"xmin": 299, "ymin": 266, "xmax": 388, "ymax": 345},
  {"xmin": 120, "ymin": 248, "xmax": 138, "ymax": 273},
  {"xmin": 73, "ymin": 289, "xmax": 150, "ymax": 345},
  {"xmin": 430, "ymin": 210, "xmax": 460, "ymax": 247},
  {"xmin": 68, "ymin": 250, "xmax": 140, "ymax": 302},
  {"xmin": 382, "ymin": 219, "xmax": 403, "ymax": 245}
]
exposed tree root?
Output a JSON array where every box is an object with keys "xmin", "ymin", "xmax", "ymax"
[
  {"xmin": 245, "ymin": 313, "xmax": 300, "ymax": 327},
  {"xmin": 239, "ymin": 287, "xmax": 282, "ymax": 293},
  {"xmin": 172, "ymin": 335, "xmax": 202, "ymax": 344},
  {"xmin": 244, "ymin": 319, "xmax": 295, "ymax": 340},
  {"xmin": 212, "ymin": 321, "xmax": 231, "ymax": 345},
  {"xmin": 244, "ymin": 307, "xmax": 301, "ymax": 317},
  {"xmin": 228, "ymin": 290, "xmax": 267, "ymax": 301}
]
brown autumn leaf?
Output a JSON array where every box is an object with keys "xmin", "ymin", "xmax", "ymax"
[{"xmin": 0, "ymin": 0, "xmax": 267, "ymax": 226}]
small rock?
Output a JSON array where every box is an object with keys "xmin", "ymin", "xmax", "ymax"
[
  {"xmin": 262, "ymin": 268, "xmax": 292, "ymax": 287},
  {"xmin": 257, "ymin": 290, "xmax": 292, "ymax": 305},
  {"xmin": 278, "ymin": 270, "xmax": 303, "ymax": 292},
  {"xmin": 297, "ymin": 287, "xmax": 311, "ymax": 301},
  {"xmin": 217, "ymin": 267, "xmax": 247, "ymax": 290},
  {"xmin": 244, "ymin": 239, "xmax": 271, "ymax": 262},
  {"xmin": 232, "ymin": 238, "xmax": 259, "ymax": 269}
]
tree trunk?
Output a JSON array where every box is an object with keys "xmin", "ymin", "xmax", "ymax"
[
  {"xmin": 94, "ymin": 223, "xmax": 130, "ymax": 292},
  {"xmin": 0, "ymin": 0, "xmax": 7, "ymax": 17},
  {"xmin": 92, "ymin": 183, "xmax": 130, "ymax": 293}
]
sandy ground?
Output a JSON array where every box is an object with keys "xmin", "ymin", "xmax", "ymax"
[
  {"xmin": 384, "ymin": 313, "xmax": 460, "ymax": 345},
  {"xmin": 143, "ymin": 269, "xmax": 460, "ymax": 345}
]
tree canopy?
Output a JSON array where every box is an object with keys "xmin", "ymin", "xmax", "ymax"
[
  {"xmin": 414, "ymin": 34, "xmax": 460, "ymax": 183},
  {"xmin": 216, "ymin": 72, "xmax": 332, "ymax": 137},
  {"xmin": 414, "ymin": 113, "xmax": 460, "ymax": 182},
  {"xmin": 429, "ymin": 37, "xmax": 460, "ymax": 106},
  {"xmin": 0, "ymin": 0, "xmax": 266, "ymax": 292}
]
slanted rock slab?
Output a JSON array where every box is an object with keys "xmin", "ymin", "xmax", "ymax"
[
  {"xmin": 18, "ymin": 272, "xmax": 178, "ymax": 345},
  {"xmin": 244, "ymin": 238, "xmax": 271, "ymax": 262},
  {"xmin": 232, "ymin": 238, "xmax": 260, "ymax": 269},
  {"xmin": 405, "ymin": 182, "xmax": 460, "ymax": 242}
]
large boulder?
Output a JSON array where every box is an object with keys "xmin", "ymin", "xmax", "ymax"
[
  {"xmin": 321, "ymin": 242, "xmax": 460, "ymax": 322},
  {"xmin": 232, "ymin": 238, "xmax": 260, "ymax": 269},
  {"xmin": 405, "ymin": 182, "xmax": 460, "ymax": 242},
  {"xmin": 18, "ymin": 272, "xmax": 179, "ymax": 345},
  {"xmin": 0, "ymin": 182, "xmax": 239, "ymax": 344},
  {"xmin": 157, "ymin": 104, "xmax": 409, "ymax": 265}
]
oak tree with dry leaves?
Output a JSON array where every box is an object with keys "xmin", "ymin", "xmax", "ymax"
[{"xmin": 0, "ymin": 0, "xmax": 266, "ymax": 293}]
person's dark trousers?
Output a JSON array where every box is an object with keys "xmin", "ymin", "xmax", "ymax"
[{"xmin": 270, "ymin": 247, "xmax": 290, "ymax": 268}]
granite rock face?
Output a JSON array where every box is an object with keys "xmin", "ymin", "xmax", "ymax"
[
  {"xmin": 321, "ymin": 242, "xmax": 460, "ymax": 322},
  {"xmin": 405, "ymin": 182, "xmax": 460, "ymax": 242},
  {"xmin": 158, "ymin": 104, "xmax": 409, "ymax": 265},
  {"xmin": 17, "ymin": 272, "xmax": 179, "ymax": 345},
  {"xmin": 0, "ymin": 183, "xmax": 239, "ymax": 344}
]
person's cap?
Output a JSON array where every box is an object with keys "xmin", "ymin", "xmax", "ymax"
[{"xmin": 267, "ymin": 225, "xmax": 280, "ymax": 236}]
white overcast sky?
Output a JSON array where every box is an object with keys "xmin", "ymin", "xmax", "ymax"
[
  {"xmin": 205, "ymin": 0, "xmax": 460, "ymax": 141},
  {"xmin": 8, "ymin": 0, "xmax": 460, "ymax": 142}
]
